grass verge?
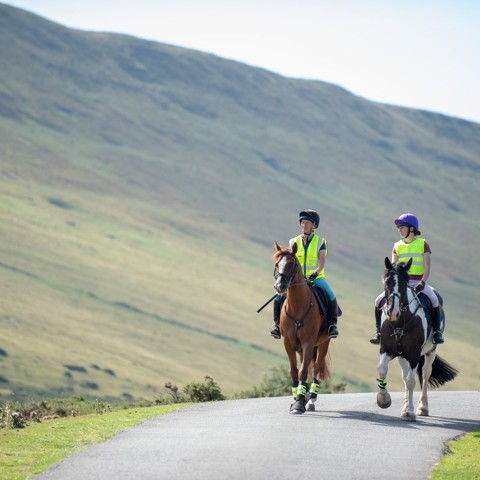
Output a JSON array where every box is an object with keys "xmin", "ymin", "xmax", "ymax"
[
  {"xmin": 0, "ymin": 403, "xmax": 190, "ymax": 479},
  {"xmin": 431, "ymin": 430, "xmax": 480, "ymax": 479}
]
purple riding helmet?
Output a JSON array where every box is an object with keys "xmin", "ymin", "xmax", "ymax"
[{"xmin": 394, "ymin": 213, "xmax": 419, "ymax": 231}]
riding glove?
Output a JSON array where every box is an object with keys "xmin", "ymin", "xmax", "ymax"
[
  {"xmin": 414, "ymin": 281, "xmax": 425, "ymax": 293},
  {"xmin": 308, "ymin": 272, "xmax": 318, "ymax": 281}
]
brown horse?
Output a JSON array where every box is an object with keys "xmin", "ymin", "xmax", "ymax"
[{"xmin": 273, "ymin": 242, "xmax": 331, "ymax": 414}]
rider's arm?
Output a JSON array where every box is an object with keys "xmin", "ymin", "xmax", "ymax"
[
  {"xmin": 316, "ymin": 249, "xmax": 326, "ymax": 274},
  {"xmin": 421, "ymin": 252, "xmax": 431, "ymax": 283},
  {"xmin": 391, "ymin": 247, "xmax": 398, "ymax": 263}
]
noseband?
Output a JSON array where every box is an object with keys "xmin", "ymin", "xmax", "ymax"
[{"xmin": 386, "ymin": 292, "xmax": 409, "ymax": 317}]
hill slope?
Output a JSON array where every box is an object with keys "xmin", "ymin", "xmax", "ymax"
[{"xmin": 0, "ymin": 3, "xmax": 479, "ymax": 400}]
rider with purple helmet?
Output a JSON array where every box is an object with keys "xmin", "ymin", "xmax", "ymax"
[
  {"xmin": 371, "ymin": 213, "xmax": 445, "ymax": 345},
  {"xmin": 394, "ymin": 213, "xmax": 420, "ymax": 232}
]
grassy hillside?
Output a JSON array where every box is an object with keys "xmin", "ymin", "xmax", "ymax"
[{"xmin": 0, "ymin": 3, "xmax": 479, "ymax": 401}]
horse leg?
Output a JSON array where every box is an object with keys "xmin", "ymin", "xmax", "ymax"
[
  {"xmin": 290, "ymin": 344, "xmax": 314, "ymax": 415},
  {"xmin": 283, "ymin": 339, "xmax": 300, "ymax": 412},
  {"xmin": 306, "ymin": 342, "xmax": 330, "ymax": 412},
  {"xmin": 416, "ymin": 352, "xmax": 435, "ymax": 416},
  {"xmin": 398, "ymin": 357, "xmax": 417, "ymax": 421},
  {"xmin": 376, "ymin": 352, "xmax": 392, "ymax": 409}
]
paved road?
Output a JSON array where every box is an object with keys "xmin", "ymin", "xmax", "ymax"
[{"xmin": 35, "ymin": 391, "xmax": 479, "ymax": 480}]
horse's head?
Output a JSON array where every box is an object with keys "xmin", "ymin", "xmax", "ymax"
[
  {"xmin": 273, "ymin": 241, "xmax": 301, "ymax": 294},
  {"xmin": 383, "ymin": 256, "xmax": 412, "ymax": 320}
]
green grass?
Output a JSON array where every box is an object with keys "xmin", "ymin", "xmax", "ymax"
[
  {"xmin": 0, "ymin": 403, "xmax": 190, "ymax": 479},
  {"xmin": 0, "ymin": 402, "xmax": 477, "ymax": 479},
  {"xmin": 431, "ymin": 430, "xmax": 480, "ymax": 479}
]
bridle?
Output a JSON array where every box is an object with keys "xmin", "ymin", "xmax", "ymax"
[
  {"xmin": 384, "ymin": 268, "xmax": 421, "ymax": 350},
  {"xmin": 274, "ymin": 251, "xmax": 313, "ymax": 329},
  {"xmin": 274, "ymin": 252, "xmax": 306, "ymax": 289},
  {"xmin": 384, "ymin": 269, "xmax": 415, "ymax": 318}
]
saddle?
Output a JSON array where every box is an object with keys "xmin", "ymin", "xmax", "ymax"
[
  {"xmin": 418, "ymin": 290, "xmax": 443, "ymax": 321},
  {"xmin": 311, "ymin": 285, "xmax": 342, "ymax": 318},
  {"xmin": 279, "ymin": 285, "xmax": 342, "ymax": 320}
]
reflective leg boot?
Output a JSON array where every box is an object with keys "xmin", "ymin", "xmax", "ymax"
[
  {"xmin": 432, "ymin": 306, "xmax": 444, "ymax": 344},
  {"xmin": 327, "ymin": 298, "xmax": 339, "ymax": 339},
  {"xmin": 370, "ymin": 306, "xmax": 382, "ymax": 344},
  {"xmin": 270, "ymin": 298, "xmax": 281, "ymax": 339}
]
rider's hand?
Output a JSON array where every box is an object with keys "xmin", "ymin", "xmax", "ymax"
[
  {"xmin": 308, "ymin": 272, "xmax": 318, "ymax": 281},
  {"xmin": 414, "ymin": 281, "xmax": 425, "ymax": 293}
]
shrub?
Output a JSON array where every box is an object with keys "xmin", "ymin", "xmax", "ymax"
[
  {"xmin": 183, "ymin": 376, "xmax": 225, "ymax": 402},
  {"xmin": 234, "ymin": 363, "xmax": 346, "ymax": 398}
]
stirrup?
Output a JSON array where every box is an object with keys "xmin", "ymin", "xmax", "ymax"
[
  {"xmin": 327, "ymin": 325, "xmax": 339, "ymax": 339},
  {"xmin": 270, "ymin": 325, "xmax": 281, "ymax": 339},
  {"xmin": 370, "ymin": 331, "xmax": 381, "ymax": 345}
]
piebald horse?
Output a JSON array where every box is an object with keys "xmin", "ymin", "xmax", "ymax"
[
  {"xmin": 376, "ymin": 257, "xmax": 458, "ymax": 421},
  {"xmin": 273, "ymin": 242, "xmax": 331, "ymax": 414}
]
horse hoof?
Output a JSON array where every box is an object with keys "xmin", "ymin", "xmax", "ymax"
[
  {"xmin": 290, "ymin": 408, "xmax": 305, "ymax": 415},
  {"xmin": 306, "ymin": 403, "xmax": 315, "ymax": 412},
  {"xmin": 289, "ymin": 401, "xmax": 306, "ymax": 414},
  {"xmin": 376, "ymin": 392, "xmax": 392, "ymax": 409},
  {"xmin": 401, "ymin": 412, "xmax": 416, "ymax": 422},
  {"xmin": 416, "ymin": 408, "xmax": 429, "ymax": 416}
]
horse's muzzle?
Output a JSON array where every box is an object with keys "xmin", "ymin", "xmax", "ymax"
[{"xmin": 274, "ymin": 281, "xmax": 287, "ymax": 294}]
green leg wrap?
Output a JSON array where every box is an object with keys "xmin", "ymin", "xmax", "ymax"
[{"xmin": 377, "ymin": 377, "xmax": 388, "ymax": 391}]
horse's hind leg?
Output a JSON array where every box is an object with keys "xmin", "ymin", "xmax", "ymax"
[
  {"xmin": 306, "ymin": 375, "xmax": 320, "ymax": 412},
  {"xmin": 306, "ymin": 343, "xmax": 330, "ymax": 412},
  {"xmin": 398, "ymin": 357, "xmax": 416, "ymax": 421},
  {"xmin": 416, "ymin": 352, "xmax": 435, "ymax": 416}
]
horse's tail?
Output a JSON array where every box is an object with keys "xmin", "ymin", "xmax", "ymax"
[
  {"xmin": 314, "ymin": 349, "xmax": 331, "ymax": 381},
  {"xmin": 418, "ymin": 354, "xmax": 459, "ymax": 388}
]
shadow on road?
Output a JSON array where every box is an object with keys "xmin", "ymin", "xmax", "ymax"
[{"xmin": 294, "ymin": 409, "xmax": 480, "ymax": 433}]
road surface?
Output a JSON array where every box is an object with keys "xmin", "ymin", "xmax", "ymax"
[{"xmin": 35, "ymin": 391, "xmax": 480, "ymax": 479}]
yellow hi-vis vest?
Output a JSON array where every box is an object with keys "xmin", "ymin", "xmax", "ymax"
[
  {"xmin": 294, "ymin": 235, "xmax": 327, "ymax": 278},
  {"xmin": 394, "ymin": 238, "xmax": 425, "ymax": 276}
]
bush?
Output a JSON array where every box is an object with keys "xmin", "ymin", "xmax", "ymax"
[
  {"xmin": 235, "ymin": 364, "xmax": 291, "ymax": 398},
  {"xmin": 234, "ymin": 363, "xmax": 347, "ymax": 398},
  {"xmin": 183, "ymin": 376, "xmax": 225, "ymax": 402}
]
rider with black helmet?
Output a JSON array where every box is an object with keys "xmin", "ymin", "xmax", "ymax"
[{"xmin": 270, "ymin": 209, "xmax": 339, "ymax": 339}]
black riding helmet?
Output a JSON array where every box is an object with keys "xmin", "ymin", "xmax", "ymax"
[{"xmin": 299, "ymin": 209, "xmax": 320, "ymax": 228}]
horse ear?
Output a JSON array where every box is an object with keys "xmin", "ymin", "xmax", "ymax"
[
  {"xmin": 385, "ymin": 257, "xmax": 392, "ymax": 269},
  {"xmin": 292, "ymin": 242, "xmax": 298, "ymax": 254},
  {"xmin": 405, "ymin": 257, "xmax": 413, "ymax": 271},
  {"xmin": 274, "ymin": 241, "xmax": 281, "ymax": 252}
]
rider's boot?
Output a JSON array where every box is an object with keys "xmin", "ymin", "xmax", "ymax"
[
  {"xmin": 432, "ymin": 306, "xmax": 445, "ymax": 344},
  {"xmin": 327, "ymin": 298, "xmax": 339, "ymax": 339},
  {"xmin": 269, "ymin": 298, "xmax": 281, "ymax": 339},
  {"xmin": 370, "ymin": 306, "xmax": 382, "ymax": 344}
]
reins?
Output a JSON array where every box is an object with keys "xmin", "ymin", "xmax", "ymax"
[{"xmin": 384, "ymin": 277, "xmax": 423, "ymax": 354}]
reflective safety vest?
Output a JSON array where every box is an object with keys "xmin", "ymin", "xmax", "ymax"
[
  {"xmin": 294, "ymin": 235, "xmax": 327, "ymax": 278},
  {"xmin": 394, "ymin": 238, "xmax": 425, "ymax": 276}
]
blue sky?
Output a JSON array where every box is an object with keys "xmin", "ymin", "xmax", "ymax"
[{"xmin": 6, "ymin": 0, "xmax": 480, "ymax": 123}]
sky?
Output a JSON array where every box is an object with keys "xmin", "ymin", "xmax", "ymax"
[{"xmin": 6, "ymin": 0, "xmax": 480, "ymax": 124}]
